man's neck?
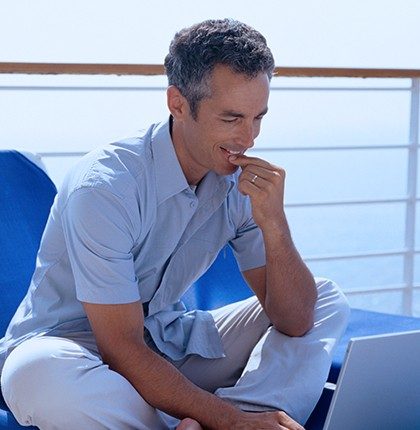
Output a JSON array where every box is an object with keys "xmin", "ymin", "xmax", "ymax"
[{"xmin": 170, "ymin": 117, "xmax": 207, "ymax": 186}]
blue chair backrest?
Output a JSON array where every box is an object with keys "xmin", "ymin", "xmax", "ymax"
[
  {"xmin": 0, "ymin": 151, "xmax": 57, "ymax": 337},
  {"xmin": 182, "ymin": 246, "xmax": 254, "ymax": 310}
]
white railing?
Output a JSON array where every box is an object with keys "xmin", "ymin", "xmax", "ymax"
[
  {"xmin": 404, "ymin": 78, "xmax": 419, "ymax": 314},
  {"xmin": 1, "ymin": 64, "xmax": 419, "ymax": 315}
]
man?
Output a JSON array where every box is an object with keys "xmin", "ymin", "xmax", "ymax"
[{"xmin": 0, "ymin": 19, "xmax": 349, "ymax": 429}]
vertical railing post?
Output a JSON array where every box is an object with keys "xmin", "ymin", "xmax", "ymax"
[{"xmin": 404, "ymin": 78, "xmax": 420, "ymax": 315}]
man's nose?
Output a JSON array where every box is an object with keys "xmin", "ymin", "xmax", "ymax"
[{"xmin": 237, "ymin": 123, "xmax": 255, "ymax": 149}]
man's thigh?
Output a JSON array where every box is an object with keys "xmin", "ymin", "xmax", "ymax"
[
  {"xmin": 174, "ymin": 295, "xmax": 271, "ymax": 392},
  {"xmin": 1, "ymin": 336, "xmax": 171, "ymax": 430}
]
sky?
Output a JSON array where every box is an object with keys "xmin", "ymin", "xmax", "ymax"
[{"xmin": 0, "ymin": 0, "xmax": 419, "ymax": 69}]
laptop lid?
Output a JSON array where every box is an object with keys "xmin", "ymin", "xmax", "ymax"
[{"xmin": 323, "ymin": 330, "xmax": 420, "ymax": 430}]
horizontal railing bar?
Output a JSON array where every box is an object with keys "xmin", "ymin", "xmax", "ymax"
[
  {"xmin": 344, "ymin": 284, "xmax": 408, "ymax": 295},
  {"xmin": 0, "ymin": 85, "xmax": 410, "ymax": 92},
  {"xmin": 294, "ymin": 249, "xmax": 420, "ymax": 264},
  {"xmin": 252, "ymin": 144, "xmax": 412, "ymax": 151},
  {"xmin": 38, "ymin": 145, "xmax": 414, "ymax": 158},
  {"xmin": 38, "ymin": 151, "xmax": 87, "ymax": 157},
  {"xmin": 288, "ymin": 197, "xmax": 408, "ymax": 207},
  {"xmin": 274, "ymin": 67, "xmax": 420, "ymax": 79},
  {"xmin": 1, "ymin": 63, "xmax": 420, "ymax": 78},
  {"xmin": 0, "ymin": 85, "xmax": 169, "ymax": 92},
  {"xmin": 304, "ymin": 249, "xmax": 406, "ymax": 262},
  {"xmin": 270, "ymin": 87, "xmax": 410, "ymax": 92},
  {"xmin": 0, "ymin": 63, "xmax": 165, "ymax": 76}
]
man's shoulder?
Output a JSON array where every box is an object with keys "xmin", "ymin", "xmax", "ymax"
[{"xmin": 61, "ymin": 123, "xmax": 160, "ymax": 200}]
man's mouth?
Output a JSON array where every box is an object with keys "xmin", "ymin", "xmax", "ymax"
[{"xmin": 220, "ymin": 147, "xmax": 243, "ymax": 156}]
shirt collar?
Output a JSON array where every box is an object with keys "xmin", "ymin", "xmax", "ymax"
[
  {"xmin": 151, "ymin": 117, "xmax": 189, "ymax": 205},
  {"xmin": 151, "ymin": 117, "xmax": 236, "ymax": 206}
]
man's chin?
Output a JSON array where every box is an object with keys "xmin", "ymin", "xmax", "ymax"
[{"xmin": 220, "ymin": 164, "xmax": 239, "ymax": 176}]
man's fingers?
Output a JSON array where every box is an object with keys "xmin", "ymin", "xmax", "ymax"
[
  {"xmin": 276, "ymin": 411, "xmax": 305, "ymax": 430},
  {"xmin": 240, "ymin": 165, "xmax": 284, "ymax": 183},
  {"xmin": 229, "ymin": 154, "xmax": 276, "ymax": 170},
  {"xmin": 238, "ymin": 177, "xmax": 260, "ymax": 195},
  {"xmin": 230, "ymin": 155, "xmax": 285, "ymax": 185}
]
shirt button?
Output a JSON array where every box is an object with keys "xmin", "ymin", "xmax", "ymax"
[{"xmin": 190, "ymin": 201, "xmax": 195, "ymax": 208}]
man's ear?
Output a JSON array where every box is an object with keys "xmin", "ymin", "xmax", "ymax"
[{"xmin": 167, "ymin": 86, "xmax": 189, "ymax": 121}]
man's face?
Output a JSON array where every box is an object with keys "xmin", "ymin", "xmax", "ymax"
[{"xmin": 172, "ymin": 64, "xmax": 270, "ymax": 184}]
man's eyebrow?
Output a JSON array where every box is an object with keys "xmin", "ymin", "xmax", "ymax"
[
  {"xmin": 258, "ymin": 107, "xmax": 269, "ymax": 117},
  {"xmin": 220, "ymin": 110, "xmax": 245, "ymax": 118},
  {"xmin": 220, "ymin": 107, "xmax": 269, "ymax": 118}
]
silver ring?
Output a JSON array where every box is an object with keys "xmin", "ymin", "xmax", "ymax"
[{"xmin": 251, "ymin": 174, "xmax": 258, "ymax": 184}]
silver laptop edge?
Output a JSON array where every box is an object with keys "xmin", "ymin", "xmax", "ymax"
[{"xmin": 323, "ymin": 329, "xmax": 420, "ymax": 430}]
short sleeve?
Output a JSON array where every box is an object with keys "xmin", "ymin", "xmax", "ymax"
[
  {"xmin": 61, "ymin": 187, "xmax": 141, "ymax": 304},
  {"xmin": 229, "ymin": 196, "xmax": 266, "ymax": 272}
]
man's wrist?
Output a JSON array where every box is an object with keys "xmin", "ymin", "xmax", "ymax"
[
  {"xmin": 259, "ymin": 211, "xmax": 290, "ymax": 235},
  {"xmin": 261, "ymin": 220, "xmax": 293, "ymax": 249},
  {"xmin": 204, "ymin": 399, "xmax": 243, "ymax": 429}
]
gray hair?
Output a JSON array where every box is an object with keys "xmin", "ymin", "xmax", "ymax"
[{"xmin": 164, "ymin": 19, "xmax": 275, "ymax": 119}]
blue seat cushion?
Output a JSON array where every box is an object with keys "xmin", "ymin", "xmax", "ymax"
[
  {"xmin": 182, "ymin": 246, "xmax": 252, "ymax": 311},
  {"xmin": 329, "ymin": 308, "xmax": 420, "ymax": 383}
]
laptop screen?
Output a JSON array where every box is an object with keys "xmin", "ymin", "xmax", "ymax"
[{"xmin": 323, "ymin": 330, "xmax": 420, "ymax": 430}]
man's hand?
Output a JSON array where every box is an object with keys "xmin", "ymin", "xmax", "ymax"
[
  {"xmin": 232, "ymin": 410, "xmax": 305, "ymax": 430},
  {"xmin": 176, "ymin": 411, "xmax": 305, "ymax": 430},
  {"xmin": 228, "ymin": 154, "xmax": 287, "ymax": 232}
]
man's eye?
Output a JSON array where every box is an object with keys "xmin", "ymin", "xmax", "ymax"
[{"xmin": 222, "ymin": 118, "xmax": 238, "ymax": 123}]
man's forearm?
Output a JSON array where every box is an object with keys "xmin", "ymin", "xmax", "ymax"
[
  {"xmin": 105, "ymin": 341, "xmax": 240, "ymax": 429},
  {"xmin": 262, "ymin": 214, "xmax": 317, "ymax": 336},
  {"xmin": 227, "ymin": 154, "xmax": 316, "ymax": 336}
]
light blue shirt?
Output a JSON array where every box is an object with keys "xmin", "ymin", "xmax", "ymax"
[{"xmin": 0, "ymin": 118, "xmax": 266, "ymax": 371}]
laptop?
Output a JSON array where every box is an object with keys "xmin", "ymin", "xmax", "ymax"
[{"xmin": 322, "ymin": 330, "xmax": 420, "ymax": 430}]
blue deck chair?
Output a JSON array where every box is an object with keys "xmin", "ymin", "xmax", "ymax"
[{"xmin": 0, "ymin": 151, "xmax": 56, "ymax": 429}]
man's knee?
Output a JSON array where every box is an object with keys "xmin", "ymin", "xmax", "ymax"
[
  {"xmin": 314, "ymin": 277, "xmax": 350, "ymax": 328},
  {"xmin": 1, "ymin": 336, "xmax": 100, "ymax": 427}
]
